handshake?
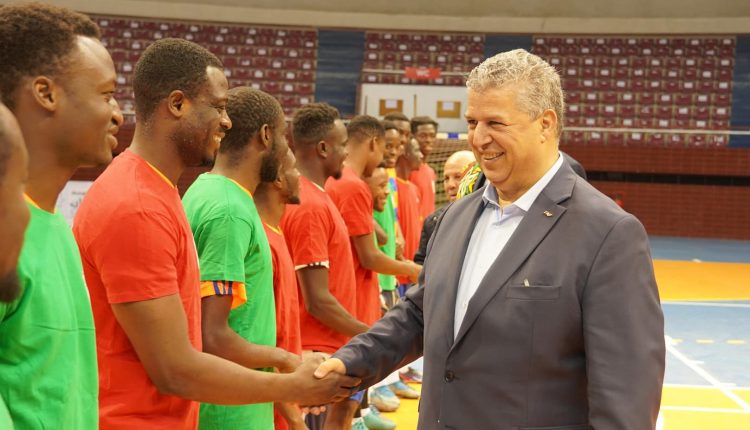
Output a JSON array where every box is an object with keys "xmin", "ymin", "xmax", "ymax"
[{"xmin": 282, "ymin": 353, "xmax": 353, "ymax": 408}]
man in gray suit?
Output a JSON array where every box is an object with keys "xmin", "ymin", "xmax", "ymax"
[{"xmin": 315, "ymin": 49, "xmax": 665, "ymax": 429}]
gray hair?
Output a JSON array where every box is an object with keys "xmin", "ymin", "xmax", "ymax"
[{"xmin": 466, "ymin": 49, "xmax": 564, "ymax": 136}]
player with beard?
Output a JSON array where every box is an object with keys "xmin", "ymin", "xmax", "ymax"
[
  {"xmin": 281, "ymin": 103, "xmax": 369, "ymax": 430},
  {"xmin": 73, "ymin": 40, "xmax": 358, "ymax": 430},
  {"xmin": 255, "ymin": 149, "xmax": 307, "ymax": 430},
  {"xmin": 183, "ymin": 87, "xmax": 302, "ymax": 430},
  {"xmin": 0, "ymin": 5, "xmax": 123, "ymax": 429}
]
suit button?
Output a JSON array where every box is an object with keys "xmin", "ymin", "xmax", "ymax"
[{"xmin": 444, "ymin": 370, "xmax": 455, "ymax": 382}]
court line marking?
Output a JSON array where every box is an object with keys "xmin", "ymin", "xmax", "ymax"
[
  {"xmin": 665, "ymin": 335, "xmax": 750, "ymax": 412},
  {"xmin": 664, "ymin": 383, "xmax": 750, "ymax": 390},
  {"xmin": 663, "ymin": 302, "xmax": 750, "ymax": 309},
  {"xmin": 661, "ymin": 406, "xmax": 750, "ymax": 414}
]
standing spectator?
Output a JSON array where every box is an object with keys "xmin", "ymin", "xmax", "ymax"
[
  {"xmin": 409, "ymin": 116, "xmax": 439, "ymax": 219},
  {"xmin": 394, "ymin": 139, "xmax": 424, "ymax": 293},
  {"xmin": 414, "ymin": 150, "xmax": 475, "ymax": 265}
]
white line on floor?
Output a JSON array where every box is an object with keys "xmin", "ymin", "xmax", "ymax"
[
  {"xmin": 662, "ymin": 302, "xmax": 750, "ymax": 308},
  {"xmin": 664, "ymin": 383, "xmax": 750, "ymax": 390},
  {"xmin": 660, "ymin": 406, "xmax": 750, "ymax": 414},
  {"xmin": 665, "ymin": 335, "xmax": 750, "ymax": 412}
]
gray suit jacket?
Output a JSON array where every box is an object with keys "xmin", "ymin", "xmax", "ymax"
[{"xmin": 334, "ymin": 163, "xmax": 665, "ymax": 430}]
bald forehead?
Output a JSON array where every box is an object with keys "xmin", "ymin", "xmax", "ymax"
[{"xmin": 444, "ymin": 150, "xmax": 475, "ymax": 170}]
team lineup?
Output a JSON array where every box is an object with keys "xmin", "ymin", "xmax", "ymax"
[{"xmin": 0, "ymin": 3, "xmax": 665, "ymax": 430}]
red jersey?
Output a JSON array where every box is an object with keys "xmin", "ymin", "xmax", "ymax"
[
  {"xmin": 396, "ymin": 178, "xmax": 422, "ymax": 285},
  {"xmin": 280, "ymin": 176, "xmax": 357, "ymax": 353},
  {"xmin": 264, "ymin": 224, "xmax": 302, "ymax": 356},
  {"xmin": 325, "ymin": 167, "xmax": 380, "ymax": 326},
  {"xmin": 264, "ymin": 224, "xmax": 302, "ymax": 430},
  {"xmin": 73, "ymin": 150, "xmax": 201, "ymax": 430},
  {"xmin": 409, "ymin": 163, "xmax": 436, "ymax": 219}
]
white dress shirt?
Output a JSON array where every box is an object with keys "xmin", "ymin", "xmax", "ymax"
[{"xmin": 453, "ymin": 154, "xmax": 564, "ymax": 338}]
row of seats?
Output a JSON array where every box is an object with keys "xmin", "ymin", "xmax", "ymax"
[
  {"xmin": 537, "ymin": 36, "xmax": 735, "ymax": 47},
  {"xmin": 562, "ymin": 78, "xmax": 732, "ymax": 93},
  {"xmin": 367, "ymin": 32, "xmax": 483, "ymax": 44},
  {"xmin": 548, "ymin": 55, "xmax": 734, "ymax": 69},
  {"xmin": 98, "ymin": 17, "xmax": 316, "ymax": 39},
  {"xmin": 567, "ymin": 117, "xmax": 730, "ymax": 131},
  {"xmin": 366, "ymin": 41, "xmax": 483, "ymax": 54},
  {"xmin": 568, "ymin": 104, "xmax": 731, "ymax": 119},
  {"xmin": 362, "ymin": 31, "xmax": 486, "ymax": 84},
  {"xmin": 535, "ymin": 44, "xmax": 734, "ymax": 57},
  {"xmin": 92, "ymin": 15, "xmax": 318, "ymax": 116},
  {"xmin": 566, "ymin": 91, "xmax": 731, "ymax": 106},
  {"xmin": 562, "ymin": 131, "xmax": 730, "ymax": 147},
  {"xmin": 362, "ymin": 74, "xmax": 465, "ymax": 86},
  {"xmin": 365, "ymin": 52, "xmax": 483, "ymax": 67}
]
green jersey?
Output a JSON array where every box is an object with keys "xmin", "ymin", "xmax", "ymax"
[
  {"xmin": 0, "ymin": 202, "xmax": 98, "ymax": 429},
  {"xmin": 183, "ymin": 174, "xmax": 275, "ymax": 430},
  {"xmin": 374, "ymin": 194, "xmax": 397, "ymax": 291}
]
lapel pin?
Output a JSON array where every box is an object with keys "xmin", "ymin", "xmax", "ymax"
[{"xmin": 543, "ymin": 210, "xmax": 553, "ymax": 217}]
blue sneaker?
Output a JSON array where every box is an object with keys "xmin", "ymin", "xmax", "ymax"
[
  {"xmin": 351, "ymin": 417, "xmax": 369, "ymax": 430},
  {"xmin": 388, "ymin": 380, "xmax": 420, "ymax": 399},
  {"xmin": 369, "ymin": 386, "xmax": 400, "ymax": 412},
  {"xmin": 363, "ymin": 406, "xmax": 397, "ymax": 430}
]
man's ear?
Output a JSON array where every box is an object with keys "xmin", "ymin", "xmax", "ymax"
[
  {"xmin": 31, "ymin": 76, "xmax": 58, "ymax": 113},
  {"xmin": 260, "ymin": 124, "xmax": 272, "ymax": 150},
  {"xmin": 316, "ymin": 140, "xmax": 328, "ymax": 159},
  {"xmin": 540, "ymin": 109, "xmax": 558, "ymax": 143},
  {"xmin": 167, "ymin": 90, "xmax": 187, "ymax": 118}
]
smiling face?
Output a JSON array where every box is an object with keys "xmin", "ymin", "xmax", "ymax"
[
  {"xmin": 392, "ymin": 119, "xmax": 410, "ymax": 155},
  {"xmin": 175, "ymin": 66, "xmax": 232, "ymax": 166},
  {"xmin": 57, "ymin": 36, "xmax": 123, "ymax": 168},
  {"xmin": 365, "ymin": 166, "xmax": 389, "ymax": 212},
  {"xmin": 382, "ymin": 129, "xmax": 400, "ymax": 168},
  {"xmin": 465, "ymin": 85, "xmax": 558, "ymax": 202},
  {"xmin": 414, "ymin": 123, "xmax": 436, "ymax": 158}
]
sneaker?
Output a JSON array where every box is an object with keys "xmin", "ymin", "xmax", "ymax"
[
  {"xmin": 388, "ymin": 380, "xmax": 420, "ymax": 399},
  {"xmin": 399, "ymin": 367, "xmax": 423, "ymax": 384},
  {"xmin": 369, "ymin": 386, "xmax": 400, "ymax": 412},
  {"xmin": 351, "ymin": 417, "xmax": 369, "ymax": 430},
  {"xmin": 363, "ymin": 406, "xmax": 397, "ymax": 430}
]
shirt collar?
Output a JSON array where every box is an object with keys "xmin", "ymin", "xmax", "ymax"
[{"xmin": 482, "ymin": 152, "xmax": 564, "ymax": 212}]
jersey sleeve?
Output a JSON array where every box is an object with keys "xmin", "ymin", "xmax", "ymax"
[
  {"xmin": 336, "ymin": 182, "xmax": 375, "ymax": 237},
  {"xmin": 282, "ymin": 204, "xmax": 330, "ymax": 268},
  {"xmin": 192, "ymin": 215, "xmax": 252, "ymax": 283}
]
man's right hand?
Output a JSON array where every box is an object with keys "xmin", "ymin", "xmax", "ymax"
[
  {"xmin": 313, "ymin": 357, "xmax": 347, "ymax": 379},
  {"xmin": 290, "ymin": 354, "xmax": 358, "ymax": 406},
  {"xmin": 406, "ymin": 261, "xmax": 422, "ymax": 283}
]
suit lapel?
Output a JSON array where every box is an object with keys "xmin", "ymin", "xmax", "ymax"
[
  {"xmin": 429, "ymin": 189, "xmax": 486, "ymax": 351},
  {"xmin": 450, "ymin": 166, "xmax": 576, "ymax": 352}
]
